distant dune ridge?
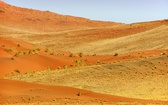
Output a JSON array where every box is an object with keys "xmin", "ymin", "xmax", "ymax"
[
  {"xmin": 0, "ymin": 1, "xmax": 168, "ymax": 105},
  {"xmin": 0, "ymin": 1, "xmax": 119, "ymax": 33}
]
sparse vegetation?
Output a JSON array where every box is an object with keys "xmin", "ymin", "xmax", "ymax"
[
  {"xmin": 36, "ymin": 48, "xmax": 41, "ymax": 51},
  {"xmin": 6, "ymin": 48, "xmax": 13, "ymax": 52},
  {"xmin": 77, "ymin": 92, "xmax": 82, "ymax": 96},
  {"xmin": 50, "ymin": 52, "xmax": 54, "ymax": 55},
  {"xmin": 96, "ymin": 60, "xmax": 100, "ymax": 64},
  {"xmin": 69, "ymin": 53, "xmax": 73, "ymax": 57},
  {"xmin": 70, "ymin": 64, "xmax": 74, "ymax": 67},
  {"xmin": 79, "ymin": 52, "xmax": 83, "ymax": 57},
  {"xmin": 114, "ymin": 53, "xmax": 118, "ymax": 56},
  {"xmin": 63, "ymin": 65, "xmax": 67, "ymax": 69},
  {"xmin": 28, "ymin": 49, "xmax": 39, "ymax": 54},
  {"xmin": 75, "ymin": 60, "xmax": 84, "ymax": 66},
  {"xmin": 1, "ymin": 45, "xmax": 5, "ymax": 47},
  {"xmin": 57, "ymin": 66, "xmax": 61, "ymax": 70},
  {"xmin": 47, "ymin": 66, "xmax": 51, "ymax": 71},
  {"xmin": 161, "ymin": 52, "xmax": 167, "ymax": 55},
  {"xmin": 14, "ymin": 69, "xmax": 21, "ymax": 74},
  {"xmin": 14, "ymin": 51, "xmax": 26, "ymax": 57},
  {"xmin": 11, "ymin": 57, "xmax": 14, "ymax": 60},
  {"xmin": 45, "ymin": 48, "xmax": 50, "ymax": 53},
  {"xmin": 93, "ymin": 54, "xmax": 96, "ymax": 56}
]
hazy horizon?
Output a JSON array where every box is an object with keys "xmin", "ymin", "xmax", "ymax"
[{"xmin": 2, "ymin": 0, "xmax": 168, "ymax": 23}]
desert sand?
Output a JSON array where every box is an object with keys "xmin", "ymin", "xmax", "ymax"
[{"xmin": 1, "ymin": 1, "xmax": 168, "ymax": 105}]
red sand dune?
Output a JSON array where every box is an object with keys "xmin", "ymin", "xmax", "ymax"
[
  {"xmin": 0, "ymin": 37, "xmax": 168, "ymax": 77},
  {"xmin": 0, "ymin": 79, "xmax": 168, "ymax": 104},
  {"xmin": 73, "ymin": 19, "xmax": 168, "ymax": 42},
  {"xmin": 0, "ymin": 1, "xmax": 119, "ymax": 33}
]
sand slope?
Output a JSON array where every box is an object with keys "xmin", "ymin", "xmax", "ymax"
[
  {"xmin": 0, "ymin": 1, "xmax": 119, "ymax": 33},
  {"xmin": 1, "ymin": 37, "xmax": 167, "ymax": 78},
  {"xmin": 69, "ymin": 25, "xmax": 168, "ymax": 54},
  {"xmin": 1, "ymin": 1, "xmax": 168, "ymax": 55},
  {"xmin": 8, "ymin": 51, "xmax": 168, "ymax": 101},
  {"xmin": 1, "ymin": 79, "xmax": 168, "ymax": 105}
]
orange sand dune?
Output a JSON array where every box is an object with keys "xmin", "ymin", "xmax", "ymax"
[
  {"xmin": 0, "ymin": 37, "xmax": 35, "ymax": 58},
  {"xmin": 73, "ymin": 19, "xmax": 168, "ymax": 40},
  {"xmin": 26, "ymin": 19, "xmax": 168, "ymax": 51},
  {"xmin": 1, "ymin": 1, "xmax": 168, "ymax": 54},
  {"xmin": 0, "ymin": 79, "xmax": 167, "ymax": 104},
  {"xmin": 0, "ymin": 37, "xmax": 35, "ymax": 49},
  {"xmin": 0, "ymin": 1, "xmax": 119, "ymax": 33},
  {"xmin": 1, "ymin": 37, "xmax": 168, "ymax": 77}
]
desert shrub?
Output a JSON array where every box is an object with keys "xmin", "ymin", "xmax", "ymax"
[
  {"xmin": 161, "ymin": 52, "xmax": 167, "ymax": 55},
  {"xmin": 50, "ymin": 52, "xmax": 54, "ymax": 55},
  {"xmin": 36, "ymin": 48, "xmax": 41, "ymax": 51},
  {"xmin": 45, "ymin": 48, "xmax": 50, "ymax": 53},
  {"xmin": 114, "ymin": 53, "xmax": 118, "ymax": 56},
  {"xmin": 2, "ymin": 45, "xmax": 5, "ymax": 47},
  {"xmin": 5, "ymin": 73, "xmax": 9, "ymax": 77},
  {"xmin": 77, "ymin": 92, "xmax": 82, "ymax": 96},
  {"xmin": 69, "ymin": 53, "xmax": 73, "ymax": 57},
  {"xmin": 79, "ymin": 52, "xmax": 83, "ymax": 57},
  {"xmin": 63, "ymin": 65, "xmax": 67, "ymax": 69},
  {"xmin": 11, "ymin": 58, "xmax": 14, "ymax": 60},
  {"xmin": 70, "ymin": 64, "xmax": 73, "ymax": 67},
  {"xmin": 96, "ymin": 60, "xmax": 100, "ymax": 64},
  {"xmin": 45, "ymin": 48, "xmax": 56, "ymax": 55},
  {"xmin": 47, "ymin": 66, "xmax": 51, "ymax": 71},
  {"xmin": 57, "ymin": 66, "xmax": 61, "ymax": 70},
  {"xmin": 14, "ymin": 51, "xmax": 25, "ymax": 57},
  {"xmin": 14, "ymin": 70, "xmax": 20, "ymax": 74},
  {"xmin": 6, "ymin": 48, "xmax": 13, "ymax": 52},
  {"xmin": 93, "ymin": 54, "xmax": 96, "ymax": 56},
  {"xmin": 75, "ymin": 60, "xmax": 84, "ymax": 66},
  {"xmin": 28, "ymin": 49, "xmax": 38, "ymax": 54},
  {"xmin": 11, "ymin": 72, "xmax": 14, "ymax": 76}
]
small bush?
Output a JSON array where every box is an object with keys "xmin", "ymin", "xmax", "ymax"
[
  {"xmin": 36, "ymin": 48, "xmax": 41, "ymax": 51},
  {"xmin": 2, "ymin": 45, "xmax": 5, "ymax": 47},
  {"xmin": 70, "ymin": 64, "xmax": 73, "ymax": 67},
  {"xmin": 7, "ymin": 49, "xmax": 13, "ymax": 52},
  {"xmin": 75, "ymin": 60, "xmax": 84, "ymax": 66},
  {"xmin": 161, "ymin": 52, "xmax": 167, "ymax": 55},
  {"xmin": 63, "ymin": 65, "xmax": 67, "ymax": 69},
  {"xmin": 114, "ymin": 53, "xmax": 118, "ymax": 56},
  {"xmin": 57, "ymin": 66, "xmax": 61, "ymax": 70},
  {"xmin": 14, "ymin": 70, "xmax": 20, "ymax": 74},
  {"xmin": 77, "ymin": 92, "xmax": 82, "ymax": 96},
  {"xmin": 50, "ymin": 52, "xmax": 54, "ymax": 55},
  {"xmin": 93, "ymin": 54, "xmax": 96, "ymax": 56},
  {"xmin": 28, "ymin": 49, "xmax": 38, "ymax": 54},
  {"xmin": 69, "ymin": 53, "xmax": 73, "ymax": 57},
  {"xmin": 79, "ymin": 52, "xmax": 83, "ymax": 57},
  {"xmin": 11, "ymin": 58, "xmax": 14, "ymax": 60},
  {"xmin": 47, "ymin": 67, "xmax": 51, "ymax": 71},
  {"xmin": 45, "ymin": 48, "xmax": 50, "ymax": 53},
  {"xmin": 14, "ymin": 51, "xmax": 25, "ymax": 57}
]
